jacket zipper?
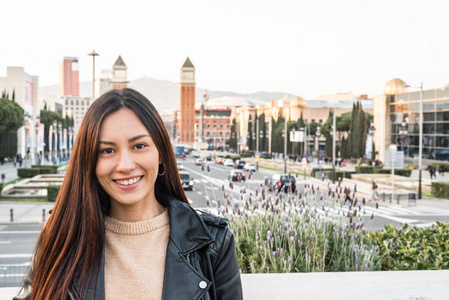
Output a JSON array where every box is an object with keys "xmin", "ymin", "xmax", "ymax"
[
  {"xmin": 186, "ymin": 253, "xmax": 191, "ymax": 263},
  {"xmin": 68, "ymin": 289, "xmax": 76, "ymax": 300}
]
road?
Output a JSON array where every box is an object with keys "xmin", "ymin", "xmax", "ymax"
[{"xmin": 1, "ymin": 157, "xmax": 449, "ymax": 289}]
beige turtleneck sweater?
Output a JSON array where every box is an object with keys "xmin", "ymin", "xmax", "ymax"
[{"xmin": 104, "ymin": 210, "xmax": 170, "ymax": 300}]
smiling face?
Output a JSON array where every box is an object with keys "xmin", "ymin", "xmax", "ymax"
[{"xmin": 95, "ymin": 108, "xmax": 164, "ymax": 221}]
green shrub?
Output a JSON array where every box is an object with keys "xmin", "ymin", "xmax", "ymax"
[
  {"xmin": 431, "ymin": 182, "xmax": 449, "ymax": 198},
  {"xmin": 335, "ymin": 171, "xmax": 356, "ymax": 179},
  {"xmin": 260, "ymin": 154, "xmax": 272, "ymax": 159},
  {"xmin": 0, "ymin": 183, "xmax": 3, "ymax": 196},
  {"xmin": 239, "ymin": 153, "xmax": 253, "ymax": 158},
  {"xmin": 17, "ymin": 168, "xmax": 40, "ymax": 178},
  {"xmin": 355, "ymin": 165, "xmax": 380, "ymax": 173},
  {"xmin": 372, "ymin": 169, "xmax": 411, "ymax": 177},
  {"xmin": 38, "ymin": 167, "xmax": 57, "ymax": 174},
  {"xmin": 32, "ymin": 165, "xmax": 58, "ymax": 173},
  {"xmin": 311, "ymin": 168, "xmax": 332, "ymax": 177},
  {"xmin": 202, "ymin": 177, "xmax": 383, "ymax": 273},
  {"xmin": 367, "ymin": 222, "xmax": 449, "ymax": 270},
  {"xmin": 47, "ymin": 185, "xmax": 61, "ymax": 202}
]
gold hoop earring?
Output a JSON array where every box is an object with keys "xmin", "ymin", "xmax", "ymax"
[{"xmin": 158, "ymin": 163, "xmax": 166, "ymax": 176}]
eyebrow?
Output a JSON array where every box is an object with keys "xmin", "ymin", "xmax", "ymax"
[{"xmin": 99, "ymin": 134, "xmax": 151, "ymax": 145}]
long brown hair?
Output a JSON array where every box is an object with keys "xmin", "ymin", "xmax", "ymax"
[{"xmin": 30, "ymin": 88, "xmax": 188, "ymax": 299}]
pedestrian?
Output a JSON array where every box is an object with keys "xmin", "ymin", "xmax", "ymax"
[
  {"xmin": 13, "ymin": 156, "xmax": 17, "ymax": 167},
  {"xmin": 427, "ymin": 164, "xmax": 433, "ymax": 179},
  {"xmin": 17, "ymin": 154, "xmax": 22, "ymax": 167},
  {"xmin": 370, "ymin": 179, "xmax": 379, "ymax": 201},
  {"xmin": 439, "ymin": 164, "xmax": 445, "ymax": 176},
  {"xmin": 431, "ymin": 166, "xmax": 437, "ymax": 179},
  {"xmin": 14, "ymin": 89, "xmax": 243, "ymax": 300}
]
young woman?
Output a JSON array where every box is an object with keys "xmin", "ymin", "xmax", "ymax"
[{"xmin": 14, "ymin": 88, "xmax": 243, "ymax": 300}]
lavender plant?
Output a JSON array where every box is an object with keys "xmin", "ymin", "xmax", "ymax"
[{"xmin": 203, "ymin": 169, "xmax": 383, "ymax": 273}]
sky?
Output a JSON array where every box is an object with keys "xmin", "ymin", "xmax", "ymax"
[{"xmin": 1, "ymin": 0, "xmax": 448, "ymax": 100}]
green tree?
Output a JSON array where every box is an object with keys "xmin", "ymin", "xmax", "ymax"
[
  {"xmin": 227, "ymin": 118, "xmax": 237, "ymax": 151},
  {"xmin": 247, "ymin": 115, "xmax": 253, "ymax": 151},
  {"xmin": 258, "ymin": 113, "xmax": 267, "ymax": 153},
  {"xmin": 271, "ymin": 116, "xmax": 284, "ymax": 154},
  {"xmin": 0, "ymin": 98, "xmax": 24, "ymax": 157},
  {"xmin": 40, "ymin": 110, "xmax": 64, "ymax": 153}
]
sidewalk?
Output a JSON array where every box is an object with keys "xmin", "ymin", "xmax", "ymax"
[{"xmin": 3, "ymin": 270, "xmax": 449, "ymax": 300}]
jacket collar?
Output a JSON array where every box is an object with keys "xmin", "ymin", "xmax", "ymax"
[{"xmin": 164, "ymin": 194, "xmax": 215, "ymax": 254}]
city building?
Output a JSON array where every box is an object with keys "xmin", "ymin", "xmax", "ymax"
[
  {"xmin": 232, "ymin": 93, "xmax": 373, "ymax": 154},
  {"xmin": 0, "ymin": 66, "xmax": 40, "ymax": 161},
  {"xmin": 374, "ymin": 78, "xmax": 449, "ymax": 164},
  {"xmin": 59, "ymin": 57, "xmax": 79, "ymax": 97},
  {"xmin": 64, "ymin": 96, "xmax": 92, "ymax": 134},
  {"xmin": 178, "ymin": 57, "xmax": 196, "ymax": 145},
  {"xmin": 94, "ymin": 57, "xmax": 128, "ymax": 99},
  {"xmin": 110, "ymin": 55, "xmax": 128, "ymax": 90}
]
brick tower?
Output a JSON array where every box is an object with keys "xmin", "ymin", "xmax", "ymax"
[{"xmin": 179, "ymin": 57, "xmax": 196, "ymax": 144}]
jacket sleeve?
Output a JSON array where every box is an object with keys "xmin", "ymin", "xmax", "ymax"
[{"xmin": 212, "ymin": 227, "xmax": 243, "ymax": 300}]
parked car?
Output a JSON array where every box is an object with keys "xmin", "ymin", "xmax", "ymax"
[
  {"xmin": 177, "ymin": 161, "xmax": 184, "ymax": 170},
  {"xmin": 224, "ymin": 159, "xmax": 235, "ymax": 167},
  {"xmin": 228, "ymin": 169, "xmax": 246, "ymax": 182},
  {"xmin": 243, "ymin": 163, "xmax": 257, "ymax": 172},
  {"xmin": 180, "ymin": 171, "xmax": 194, "ymax": 190},
  {"xmin": 269, "ymin": 174, "xmax": 296, "ymax": 192},
  {"xmin": 236, "ymin": 160, "xmax": 246, "ymax": 169}
]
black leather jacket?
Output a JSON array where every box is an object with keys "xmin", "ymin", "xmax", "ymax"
[{"xmin": 14, "ymin": 195, "xmax": 243, "ymax": 300}]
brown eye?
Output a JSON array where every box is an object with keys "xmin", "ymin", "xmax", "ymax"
[
  {"xmin": 100, "ymin": 148, "xmax": 115, "ymax": 154},
  {"xmin": 134, "ymin": 143, "xmax": 147, "ymax": 150}
]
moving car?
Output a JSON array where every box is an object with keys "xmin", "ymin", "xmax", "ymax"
[
  {"xmin": 269, "ymin": 174, "xmax": 296, "ymax": 192},
  {"xmin": 180, "ymin": 171, "xmax": 194, "ymax": 190},
  {"xmin": 177, "ymin": 162, "xmax": 184, "ymax": 170},
  {"xmin": 236, "ymin": 160, "xmax": 246, "ymax": 169},
  {"xmin": 243, "ymin": 163, "xmax": 257, "ymax": 172},
  {"xmin": 228, "ymin": 169, "xmax": 246, "ymax": 182},
  {"xmin": 224, "ymin": 159, "xmax": 235, "ymax": 167},
  {"xmin": 195, "ymin": 158, "xmax": 203, "ymax": 165}
]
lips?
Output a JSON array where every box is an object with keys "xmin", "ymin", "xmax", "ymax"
[{"xmin": 114, "ymin": 176, "xmax": 142, "ymax": 186}]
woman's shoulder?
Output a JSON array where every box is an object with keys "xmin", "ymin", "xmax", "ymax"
[{"xmin": 195, "ymin": 210, "xmax": 229, "ymax": 228}]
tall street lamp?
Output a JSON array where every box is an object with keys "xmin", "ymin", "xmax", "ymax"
[
  {"xmin": 53, "ymin": 120, "xmax": 57, "ymax": 165},
  {"xmin": 332, "ymin": 106, "xmax": 336, "ymax": 183},
  {"xmin": 315, "ymin": 126, "xmax": 321, "ymax": 158},
  {"xmin": 23, "ymin": 113, "xmax": 30, "ymax": 168},
  {"xmin": 403, "ymin": 82, "xmax": 423, "ymax": 199},
  {"xmin": 88, "ymin": 50, "xmax": 99, "ymax": 100},
  {"xmin": 368, "ymin": 121, "xmax": 376, "ymax": 162}
]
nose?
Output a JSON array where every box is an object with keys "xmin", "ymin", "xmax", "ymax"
[{"xmin": 116, "ymin": 150, "xmax": 135, "ymax": 173}]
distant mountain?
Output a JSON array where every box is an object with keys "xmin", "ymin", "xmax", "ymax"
[{"xmin": 39, "ymin": 77, "xmax": 295, "ymax": 113}]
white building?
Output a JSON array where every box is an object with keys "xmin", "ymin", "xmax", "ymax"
[{"xmin": 0, "ymin": 66, "xmax": 40, "ymax": 161}]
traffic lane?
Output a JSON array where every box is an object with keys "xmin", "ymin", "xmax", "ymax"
[{"xmin": 0, "ymin": 225, "xmax": 40, "ymax": 265}]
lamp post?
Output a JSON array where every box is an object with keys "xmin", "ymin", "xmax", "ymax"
[
  {"xmin": 23, "ymin": 113, "xmax": 29, "ymax": 168},
  {"xmin": 315, "ymin": 126, "xmax": 321, "ymax": 157},
  {"xmin": 53, "ymin": 120, "xmax": 57, "ymax": 165},
  {"xmin": 332, "ymin": 106, "xmax": 336, "ymax": 183},
  {"xmin": 403, "ymin": 82, "xmax": 423, "ymax": 199},
  {"xmin": 88, "ymin": 50, "xmax": 99, "ymax": 100},
  {"xmin": 368, "ymin": 121, "xmax": 376, "ymax": 162},
  {"xmin": 284, "ymin": 115, "xmax": 287, "ymax": 173},
  {"xmin": 292, "ymin": 127, "xmax": 296, "ymax": 158},
  {"xmin": 58, "ymin": 121, "xmax": 62, "ymax": 165}
]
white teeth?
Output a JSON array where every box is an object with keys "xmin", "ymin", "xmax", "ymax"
[{"xmin": 116, "ymin": 177, "xmax": 140, "ymax": 186}]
